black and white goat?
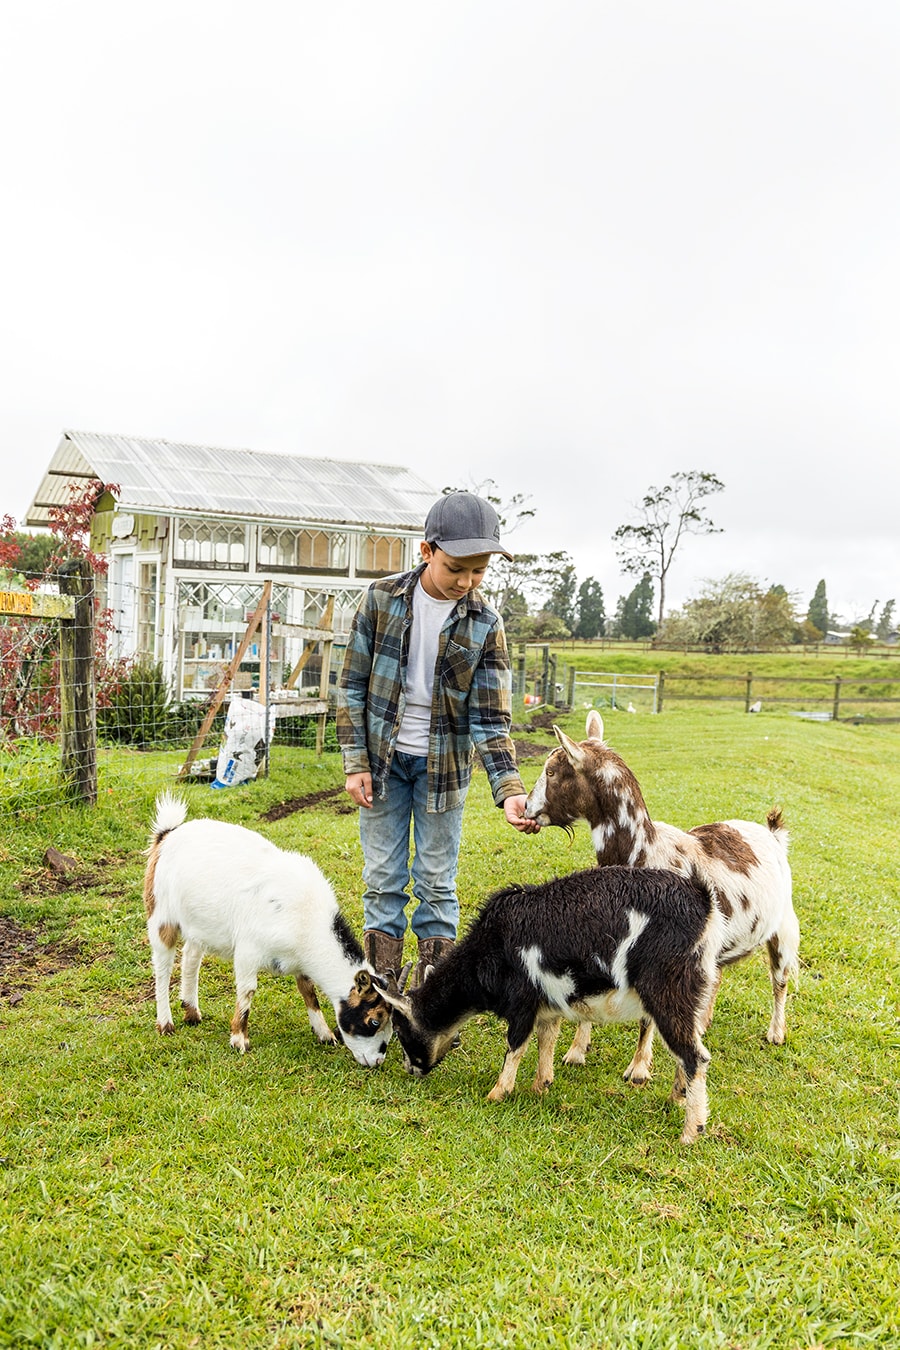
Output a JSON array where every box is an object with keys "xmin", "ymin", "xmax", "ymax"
[
  {"xmin": 144, "ymin": 793, "xmax": 393, "ymax": 1067},
  {"xmin": 524, "ymin": 711, "xmax": 799, "ymax": 1075},
  {"xmin": 376, "ymin": 866, "xmax": 724, "ymax": 1143}
]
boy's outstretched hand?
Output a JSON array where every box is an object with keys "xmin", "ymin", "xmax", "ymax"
[{"xmin": 503, "ymin": 794, "xmax": 540, "ymax": 833}]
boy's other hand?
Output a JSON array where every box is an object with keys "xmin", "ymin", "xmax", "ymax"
[
  {"xmin": 346, "ymin": 772, "xmax": 374, "ymax": 808},
  {"xmin": 503, "ymin": 794, "xmax": 540, "ymax": 833}
]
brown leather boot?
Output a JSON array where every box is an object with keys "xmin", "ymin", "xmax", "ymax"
[
  {"xmin": 363, "ymin": 929, "xmax": 405, "ymax": 976},
  {"xmin": 412, "ymin": 936, "xmax": 455, "ymax": 988}
]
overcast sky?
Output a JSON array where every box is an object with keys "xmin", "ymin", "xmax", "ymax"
[{"xmin": 2, "ymin": 2, "xmax": 898, "ymax": 624}]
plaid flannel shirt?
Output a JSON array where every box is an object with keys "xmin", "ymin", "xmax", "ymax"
[{"xmin": 337, "ymin": 564, "xmax": 525, "ymax": 813}]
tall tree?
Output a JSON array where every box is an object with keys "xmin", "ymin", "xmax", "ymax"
[
  {"xmin": 806, "ymin": 580, "xmax": 829, "ymax": 636},
  {"xmin": 614, "ymin": 573, "xmax": 656, "ymax": 640},
  {"xmin": 544, "ymin": 561, "xmax": 578, "ymax": 633},
  {"xmin": 574, "ymin": 577, "xmax": 606, "ymax": 639},
  {"xmin": 480, "ymin": 551, "xmax": 574, "ymax": 621},
  {"xmin": 876, "ymin": 599, "xmax": 896, "ymax": 640},
  {"xmin": 613, "ymin": 470, "xmax": 725, "ymax": 626}
]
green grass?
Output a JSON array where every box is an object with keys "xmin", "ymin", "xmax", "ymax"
[{"xmin": 1, "ymin": 707, "xmax": 898, "ymax": 1348}]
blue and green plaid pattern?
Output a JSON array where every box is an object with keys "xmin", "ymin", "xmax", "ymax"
[{"xmin": 337, "ymin": 565, "xmax": 524, "ymax": 812}]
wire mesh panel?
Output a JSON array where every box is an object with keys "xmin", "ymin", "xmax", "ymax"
[{"xmin": 0, "ymin": 574, "xmax": 364, "ymax": 816}]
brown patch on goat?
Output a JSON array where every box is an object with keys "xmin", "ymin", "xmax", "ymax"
[
  {"xmin": 688, "ymin": 823, "xmax": 756, "ymax": 874},
  {"xmin": 295, "ymin": 974, "xmax": 323, "ymax": 1015},
  {"xmin": 710, "ymin": 884, "xmax": 733, "ymax": 919},
  {"xmin": 143, "ymin": 842, "xmax": 160, "ymax": 917},
  {"xmin": 157, "ymin": 922, "xmax": 179, "ymax": 949},
  {"xmin": 181, "ymin": 1000, "xmax": 201, "ymax": 1025}
]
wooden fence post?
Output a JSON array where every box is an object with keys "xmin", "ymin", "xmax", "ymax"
[
  {"xmin": 833, "ymin": 676, "xmax": 842, "ymax": 721},
  {"xmin": 745, "ymin": 671, "xmax": 754, "ymax": 713},
  {"xmin": 567, "ymin": 665, "xmax": 577, "ymax": 708},
  {"xmin": 59, "ymin": 559, "xmax": 97, "ymax": 805},
  {"xmin": 657, "ymin": 670, "xmax": 665, "ymax": 713}
]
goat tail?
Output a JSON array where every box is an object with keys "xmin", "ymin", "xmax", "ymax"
[
  {"xmin": 766, "ymin": 806, "xmax": 790, "ymax": 852},
  {"xmin": 150, "ymin": 790, "xmax": 189, "ymax": 845}
]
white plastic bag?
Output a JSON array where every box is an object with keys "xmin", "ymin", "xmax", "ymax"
[{"xmin": 212, "ymin": 697, "xmax": 272, "ymax": 788}]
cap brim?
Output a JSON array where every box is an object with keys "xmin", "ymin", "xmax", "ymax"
[{"xmin": 439, "ymin": 539, "xmax": 514, "ymax": 562}]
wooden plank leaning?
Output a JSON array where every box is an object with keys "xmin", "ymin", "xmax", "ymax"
[{"xmin": 176, "ymin": 580, "xmax": 272, "ymax": 780}]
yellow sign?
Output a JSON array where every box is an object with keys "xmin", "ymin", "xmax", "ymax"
[{"xmin": 0, "ymin": 591, "xmax": 75, "ymax": 619}]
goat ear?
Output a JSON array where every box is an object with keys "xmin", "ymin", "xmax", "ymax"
[
  {"xmin": 585, "ymin": 710, "xmax": 604, "ymax": 742},
  {"xmin": 354, "ymin": 969, "xmax": 373, "ymax": 994},
  {"xmin": 552, "ymin": 724, "xmax": 585, "ymax": 768}
]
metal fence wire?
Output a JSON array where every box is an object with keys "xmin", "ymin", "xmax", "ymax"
[{"xmin": 3, "ymin": 574, "xmax": 899, "ymax": 817}]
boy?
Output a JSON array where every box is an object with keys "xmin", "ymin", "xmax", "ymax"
[{"xmin": 337, "ymin": 490, "xmax": 538, "ymax": 982}]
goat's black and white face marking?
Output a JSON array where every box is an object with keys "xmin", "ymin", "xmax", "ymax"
[
  {"xmin": 390, "ymin": 1010, "xmax": 460, "ymax": 1077},
  {"xmin": 336, "ymin": 982, "xmax": 393, "ymax": 1067}
]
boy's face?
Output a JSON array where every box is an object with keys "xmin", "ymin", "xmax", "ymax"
[{"xmin": 419, "ymin": 543, "xmax": 491, "ymax": 602}]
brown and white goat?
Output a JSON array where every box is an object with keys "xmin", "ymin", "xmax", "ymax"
[
  {"xmin": 144, "ymin": 793, "xmax": 393, "ymax": 1067},
  {"xmin": 376, "ymin": 866, "xmax": 724, "ymax": 1144},
  {"xmin": 524, "ymin": 711, "xmax": 799, "ymax": 1077}
]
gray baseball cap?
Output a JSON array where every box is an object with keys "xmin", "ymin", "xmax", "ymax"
[{"xmin": 423, "ymin": 492, "xmax": 513, "ymax": 560}]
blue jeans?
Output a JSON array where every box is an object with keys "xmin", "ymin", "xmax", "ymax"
[{"xmin": 360, "ymin": 752, "xmax": 465, "ymax": 941}]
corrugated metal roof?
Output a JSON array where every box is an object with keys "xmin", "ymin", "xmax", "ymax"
[{"xmin": 25, "ymin": 430, "xmax": 440, "ymax": 531}]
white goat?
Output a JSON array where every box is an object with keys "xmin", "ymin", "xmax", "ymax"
[
  {"xmin": 525, "ymin": 711, "xmax": 799, "ymax": 1078},
  {"xmin": 144, "ymin": 793, "xmax": 392, "ymax": 1067}
]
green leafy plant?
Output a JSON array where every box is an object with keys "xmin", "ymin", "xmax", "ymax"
[{"xmin": 96, "ymin": 661, "xmax": 203, "ymax": 748}]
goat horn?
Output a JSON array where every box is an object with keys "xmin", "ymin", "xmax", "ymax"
[{"xmin": 397, "ymin": 961, "xmax": 414, "ymax": 994}]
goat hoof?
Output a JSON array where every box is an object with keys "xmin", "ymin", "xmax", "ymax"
[
  {"xmin": 563, "ymin": 1049, "xmax": 586, "ymax": 1066},
  {"xmin": 624, "ymin": 1069, "xmax": 651, "ymax": 1087},
  {"xmin": 531, "ymin": 1078, "xmax": 553, "ymax": 1095},
  {"xmin": 230, "ymin": 1034, "xmax": 250, "ymax": 1054},
  {"xmin": 182, "ymin": 1005, "xmax": 201, "ymax": 1026},
  {"xmin": 156, "ymin": 1021, "xmax": 175, "ymax": 1036},
  {"xmin": 486, "ymin": 1085, "xmax": 510, "ymax": 1103}
]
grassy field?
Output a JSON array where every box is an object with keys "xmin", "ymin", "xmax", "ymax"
[{"xmin": 0, "ymin": 704, "xmax": 898, "ymax": 1348}]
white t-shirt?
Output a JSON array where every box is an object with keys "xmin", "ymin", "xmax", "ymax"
[{"xmin": 395, "ymin": 580, "xmax": 457, "ymax": 754}]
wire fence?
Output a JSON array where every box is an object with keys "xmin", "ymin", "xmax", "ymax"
[
  {"xmin": 4, "ymin": 577, "xmax": 899, "ymax": 818},
  {"xmin": 0, "ymin": 566, "xmax": 351, "ymax": 817}
]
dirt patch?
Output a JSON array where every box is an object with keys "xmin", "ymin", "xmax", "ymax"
[
  {"xmin": 261, "ymin": 787, "xmax": 354, "ymax": 822},
  {"xmin": 525, "ymin": 711, "xmax": 561, "ymax": 730},
  {"xmin": 0, "ymin": 914, "xmax": 83, "ymax": 1006},
  {"xmin": 17, "ymin": 855, "xmax": 116, "ymax": 899},
  {"xmin": 512, "ymin": 739, "xmax": 555, "ymax": 760}
]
